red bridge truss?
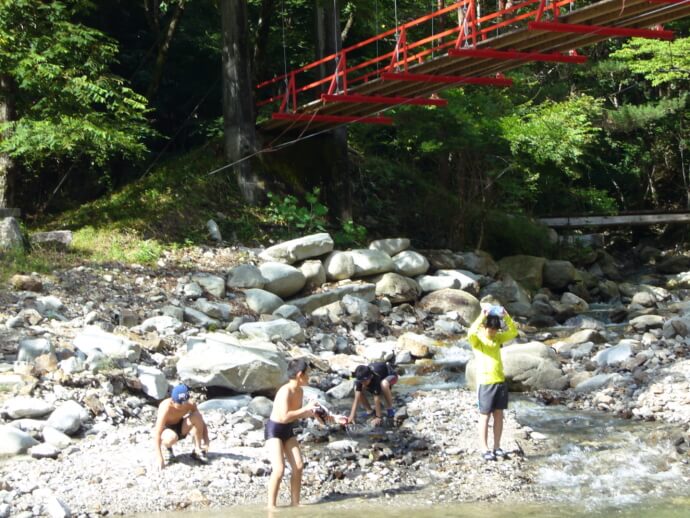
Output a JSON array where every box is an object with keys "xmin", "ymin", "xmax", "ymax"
[{"xmin": 255, "ymin": 0, "xmax": 690, "ymax": 133}]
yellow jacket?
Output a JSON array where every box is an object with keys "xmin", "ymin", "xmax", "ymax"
[{"xmin": 467, "ymin": 312, "xmax": 518, "ymax": 385}]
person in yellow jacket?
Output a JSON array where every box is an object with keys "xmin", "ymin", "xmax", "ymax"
[{"xmin": 467, "ymin": 305, "xmax": 518, "ymax": 461}]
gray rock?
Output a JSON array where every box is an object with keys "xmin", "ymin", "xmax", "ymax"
[
  {"xmin": 289, "ymin": 283, "xmax": 376, "ymax": 314},
  {"xmin": 177, "ymin": 337, "xmax": 287, "ymax": 393},
  {"xmin": 183, "ymin": 306, "xmax": 221, "ymax": 328},
  {"xmin": 324, "ymin": 251, "xmax": 356, "ymax": 281},
  {"xmin": 259, "ymin": 262, "xmax": 306, "ymax": 298},
  {"xmin": 244, "ymin": 288, "xmax": 284, "ymax": 315},
  {"xmin": 349, "ymin": 249, "xmax": 395, "ymax": 277},
  {"xmin": 574, "ymin": 373, "xmax": 622, "ymax": 394},
  {"xmin": 435, "ymin": 270, "xmax": 481, "ymax": 296},
  {"xmin": 259, "ymin": 233, "xmax": 334, "ymax": 264},
  {"xmin": 0, "ymin": 425, "xmax": 39, "ymax": 455},
  {"xmin": 593, "ymin": 343, "xmax": 633, "ymax": 366},
  {"xmin": 543, "ymin": 260, "xmax": 577, "ymax": 290},
  {"xmin": 191, "ymin": 273, "xmax": 226, "ymax": 298},
  {"xmin": 327, "ymin": 379, "xmax": 355, "ymax": 399},
  {"xmin": 418, "ymin": 289, "xmax": 481, "ymax": 326},
  {"xmin": 374, "ymin": 273, "xmax": 421, "ymax": 304},
  {"xmin": 138, "ymin": 315, "xmax": 183, "ymax": 335},
  {"xmin": 207, "ymin": 219, "xmax": 222, "ymax": 242},
  {"xmin": 392, "ymin": 250, "xmax": 429, "ymax": 276},
  {"xmin": 42, "ymin": 426, "xmax": 72, "ymax": 449},
  {"xmin": 17, "ymin": 337, "xmax": 54, "ymax": 362},
  {"xmin": 299, "ymin": 260, "xmax": 326, "ymax": 291},
  {"xmin": 46, "ymin": 401, "xmax": 88, "ymax": 436},
  {"xmin": 239, "ymin": 319, "xmax": 304, "ymax": 343},
  {"xmin": 369, "ymin": 238, "xmax": 410, "ymax": 256},
  {"xmin": 28, "ymin": 230, "xmax": 72, "ymax": 250},
  {"xmin": 198, "ymin": 395, "xmax": 252, "ymax": 413},
  {"xmin": 29, "ymin": 443, "xmax": 60, "ymax": 459},
  {"xmin": 227, "ymin": 264, "xmax": 267, "ymax": 289},
  {"xmin": 193, "ymin": 299, "xmax": 233, "ymax": 320},
  {"xmin": 0, "ymin": 217, "xmax": 25, "ymax": 251},
  {"xmin": 272, "ymin": 304, "xmax": 303, "ymax": 321},
  {"xmin": 498, "ymin": 255, "xmax": 546, "ymax": 292},
  {"xmin": 73, "ymin": 326, "xmax": 141, "ymax": 362},
  {"xmin": 248, "ymin": 396, "xmax": 274, "ymax": 418},
  {"xmin": 2, "ymin": 397, "xmax": 53, "ymax": 419},
  {"xmin": 137, "ymin": 365, "xmax": 168, "ymax": 400},
  {"xmin": 416, "ymin": 275, "xmax": 460, "ymax": 293}
]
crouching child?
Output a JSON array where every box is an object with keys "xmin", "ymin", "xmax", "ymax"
[{"xmin": 348, "ymin": 361, "xmax": 398, "ymax": 426}]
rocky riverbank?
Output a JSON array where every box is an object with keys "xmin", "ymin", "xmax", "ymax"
[{"xmin": 1, "ymin": 228, "xmax": 690, "ymax": 516}]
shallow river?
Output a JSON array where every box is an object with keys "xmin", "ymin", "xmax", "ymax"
[{"xmin": 132, "ymin": 375, "xmax": 689, "ymax": 518}]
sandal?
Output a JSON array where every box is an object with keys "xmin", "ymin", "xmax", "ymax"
[
  {"xmin": 494, "ymin": 448, "xmax": 508, "ymax": 459},
  {"xmin": 482, "ymin": 450, "xmax": 497, "ymax": 461},
  {"xmin": 191, "ymin": 449, "xmax": 209, "ymax": 464}
]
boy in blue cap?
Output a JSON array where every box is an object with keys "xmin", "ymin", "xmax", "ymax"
[{"xmin": 153, "ymin": 383, "xmax": 210, "ymax": 469}]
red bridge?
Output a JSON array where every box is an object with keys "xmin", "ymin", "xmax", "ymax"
[{"xmin": 256, "ymin": 0, "xmax": 690, "ymax": 133}]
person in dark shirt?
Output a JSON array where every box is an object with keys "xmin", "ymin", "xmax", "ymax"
[{"xmin": 347, "ymin": 362, "xmax": 398, "ymax": 426}]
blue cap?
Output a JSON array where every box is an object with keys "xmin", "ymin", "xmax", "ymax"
[
  {"xmin": 171, "ymin": 384, "xmax": 190, "ymax": 403},
  {"xmin": 488, "ymin": 305, "xmax": 503, "ymax": 317}
]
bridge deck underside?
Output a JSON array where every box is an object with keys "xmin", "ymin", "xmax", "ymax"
[{"xmin": 259, "ymin": 0, "xmax": 690, "ymax": 133}]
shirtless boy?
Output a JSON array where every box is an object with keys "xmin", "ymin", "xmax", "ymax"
[
  {"xmin": 265, "ymin": 358, "xmax": 319, "ymax": 509},
  {"xmin": 153, "ymin": 383, "xmax": 210, "ymax": 469}
]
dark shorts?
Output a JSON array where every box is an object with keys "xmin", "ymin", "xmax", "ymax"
[
  {"xmin": 478, "ymin": 382, "xmax": 509, "ymax": 414},
  {"xmin": 165, "ymin": 419, "xmax": 188, "ymax": 439},
  {"xmin": 264, "ymin": 419, "xmax": 295, "ymax": 443}
]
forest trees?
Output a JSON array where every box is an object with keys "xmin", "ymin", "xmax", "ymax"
[{"xmin": 0, "ymin": 0, "xmax": 151, "ymax": 210}]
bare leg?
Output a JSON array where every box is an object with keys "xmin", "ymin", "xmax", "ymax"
[
  {"xmin": 478, "ymin": 412, "xmax": 490, "ymax": 452},
  {"xmin": 160, "ymin": 429, "xmax": 179, "ymax": 448},
  {"xmin": 380, "ymin": 380, "xmax": 394, "ymax": 410},
  {"xmin": 266, "ymin": 438, "xmax": 285, "ymax": 509},
  {"xmin": 283, "ymin": 437, "xmax": 304, "ymax": 507},
  {"xmin": 492, "ymin": 409, "xmax": 504, "ymax": 450}
]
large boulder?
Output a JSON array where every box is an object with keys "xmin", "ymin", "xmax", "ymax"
[
  {"xmin": 392, "ymin": 250, "xmax": 429, "ymax": 277},
  {"xmin": 467, "ymin": 342, "xmax": 567, "ymax": 391},
  {"xmin": 418, "ymin": 289, "xmax": 480, "ymax": 326},
  {"xmin": 416, "ymin": 275, "xmax": 460, "ymax": 293},
  {"xmin": 30, "ymin": 230, "xmax": 72, "ymax": 250},
  {"xmin": 497, "ymin": 255, "xmax": 546, "ymax": 292},
  {"xmin": 46, "ymin": 401, "xmax": 89, "ymax": 436},
  {"xmin": 137, "ymin": 365, "xmax": 168, "ymax": 400},
  {"xmin": 0, "ymin": 426, "xmax": 38, "ymax": 455},
  {"xmin": 480, "ymin": 276, "xmax": 533, "ymax": 318},
  {"xmin": 457, "ymin": 251, "xmax": 499, "ymax": 276},
  {"xmin": 259, "ymin": 233, "xmax": 334, "ymax": 264},
  {"xmin": 369, "ymin": 238, "xmax": 410, "ymax": 256},
  {"xmin": 289, "ymin": 283, "xmax": 376, "ymax": 314},
  {"xmin": 259, "ymin": 262, "xmax": 306, "ymax": 298},
  {"xmin": 299, "ymin": 260, "xmax": 326, "ymax": 291},
  {"xmin": 2, "ymin": 397, "xmax": 54, "ymax": 419},
  {"xmin": 226, "ymin": 264, "xmax": 267, "ymax": 289},
  {"xmin": 349, "ymin": 249, "xmax": 395, "ymax": 277},
  {"xmin": 435, "ymin": 270, "xmax": 481, "ymax": 296},
  {"xmin": 17, "ymin": 337, "xmax": 54, "ymax": 363},
  {"xmin": 73, "ymin": 326, "xmax": 141, "ymax": 362},
  {"xmin": 324, "ymin": 251, "xmax": 356, "ymax": 281},
  {"xmin": 177, "ymin": 337, "xmax": 288, "ymax": 393},
  {"xmin": 191, "ymin": 273, "xmax": 226, "ymax": 298},
  {"xmin": 239, "ymin": 319, "xmax": 305, "ymax": 343},
  {"xmin": 243, "ymin": 288, "xmax": 284, "ymax": 315},
  {"xmin": 374, "ymin": 273, "xmax": 421, "ymax": 304},
  {"xmin": 543, "ymin": 260, "xmax": 577, "ymax": 291}
]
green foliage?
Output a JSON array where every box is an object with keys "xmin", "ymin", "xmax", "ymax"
[
  {"xmin": 611, "ymin": 37, "xmax": 690, "ymax": 88},
  {"xmin": 334, "ymin": 219, "xmax": 367, "ymax": 248},
  {"xmin": 605, "ymin": 95, "xmax": 688, "ymax": 133},
  {"xmin": 266, "ymin": 187, "xmax": 328, "ymax": 235},
  {"xmin": 480, "ymin": 212, "xmax": 555, "ymax": 260},
  {"xmin": 0, "ymin": 0, "xmax": 152, "ymax": 172}
]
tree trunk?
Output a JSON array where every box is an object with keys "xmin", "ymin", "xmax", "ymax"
[
  {"xmin": 0, "ymin": 74, "xmax": 16, "ymax": 209},
  {"xmin": 220, "ymin": 0, "xmax": 260, "ymax": 204},
  {"xmin": 146, "ymin": 0, "xmax": 188, "ymax": 100},
  {"xmin": 315, "ymin": 0, "xmax": 352, "ymax": 222}
]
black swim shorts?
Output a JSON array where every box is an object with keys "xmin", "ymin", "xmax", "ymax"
[
  {"xmin": 165, "ymin": 419, "xmax": 188, "ymax": 438},
  {"xmin": 264, "ymin": 419, "xmax": 295, "ymax": 443},
  {"xmin": 477, "ymin": 381, "xmax": 509, "ymax": 414}
]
